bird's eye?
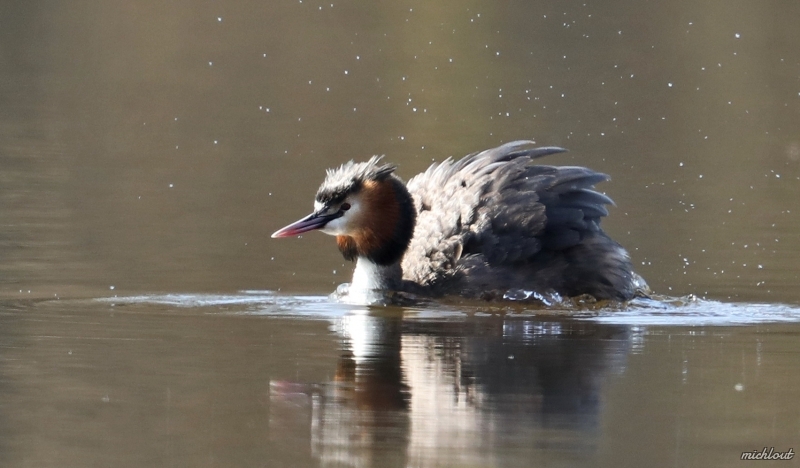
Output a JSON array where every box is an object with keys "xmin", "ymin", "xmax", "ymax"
[{"xmin": 340, "ymin": 203, "xmax": 351, "ymax": 211}]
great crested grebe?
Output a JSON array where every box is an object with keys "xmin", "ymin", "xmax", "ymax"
[{"xmin": 272, "ymin": 140, "xmax": 644, "ymax": 303}]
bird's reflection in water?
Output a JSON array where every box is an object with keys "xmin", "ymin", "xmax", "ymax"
[{"xmin": 270, "ymin": 310, "xmax": 631, "ymax": 467}]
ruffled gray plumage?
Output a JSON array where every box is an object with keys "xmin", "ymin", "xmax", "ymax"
[{"xmin": 402, "ymin": 140, "xmax": 636, "ymax": 300}]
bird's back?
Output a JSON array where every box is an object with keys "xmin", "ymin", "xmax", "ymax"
[{"xmin": 401, "ymin": 140, "xmax": 637, "ymax": 300}]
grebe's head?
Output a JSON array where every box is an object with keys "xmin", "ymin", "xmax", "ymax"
[{"xmin": 272, "ymin": 156, "xmax": 416, "ymax": 266}]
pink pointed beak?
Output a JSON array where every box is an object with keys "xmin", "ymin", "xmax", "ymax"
[{"xmin": 271, "ymin": 211, "xmax": 342, "ymax": 238}]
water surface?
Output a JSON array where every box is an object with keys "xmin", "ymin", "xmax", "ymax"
[{"xmin": 2, "ymin": 294, "xmax": 799, "ymax": 467}]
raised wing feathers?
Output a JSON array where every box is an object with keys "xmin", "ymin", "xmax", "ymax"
[{"xmin": 402, "ymin": 141, "xmax": 615, "ymax": 288}]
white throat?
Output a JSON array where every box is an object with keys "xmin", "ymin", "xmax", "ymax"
[{"xmin": 350, "ymin": 257, "xmax": 402, "ymax": 295}]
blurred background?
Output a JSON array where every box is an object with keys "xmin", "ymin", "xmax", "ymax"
[{"xmin": 1, "ymin": 0, "xmax": 799, "ymax": 302}]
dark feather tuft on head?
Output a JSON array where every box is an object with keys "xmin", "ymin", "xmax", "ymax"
[{"xmin": 316, "ymin": 155, "xmax": 397, "ymax": 206}]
